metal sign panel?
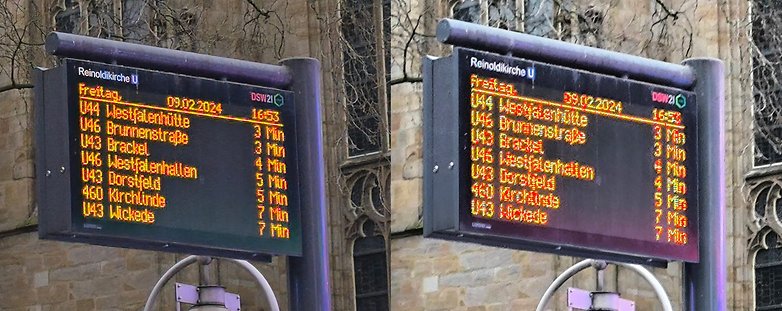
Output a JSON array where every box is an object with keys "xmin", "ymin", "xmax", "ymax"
[
  {"xmin": 36, "ymin": 59, "xmax": 301, "ymax": 259},
  {"xmin": 424, "ymin": 48, "xmax": 699, "ymax": 263}
]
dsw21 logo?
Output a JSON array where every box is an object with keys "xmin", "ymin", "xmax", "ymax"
[{"xmin": 651, "ymin": 91, "xmax": 686, "ymax": 109}]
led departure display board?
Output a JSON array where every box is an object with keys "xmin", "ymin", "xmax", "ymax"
[
  {"xmin": 424, "ymin": 48, "xmax": 699, "ymax": 263},
  {"xmin": 36, "ymin": 59, "xmax": 301, "ymax": 259}
]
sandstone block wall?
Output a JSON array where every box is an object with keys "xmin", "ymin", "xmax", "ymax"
[{"xmin": 390, "ymin": 236, "xmax": 684, "ymax": 311}]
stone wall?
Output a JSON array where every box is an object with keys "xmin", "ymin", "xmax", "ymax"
[
  {"xmin": 391, "ymin": 236, "xmax": 685, "ymax": 310},
  {"xmin": 0, "ymin": 232, "xmax": 290, "ymax": 310}
]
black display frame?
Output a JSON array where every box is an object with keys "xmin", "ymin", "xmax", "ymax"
[
  {"xmin": 424, "ymin": 47, "xmax": 699, "ymax": 265},
  {"xmin": 35, "ymin": 59, "xmax": 303, "ymax": 260}
]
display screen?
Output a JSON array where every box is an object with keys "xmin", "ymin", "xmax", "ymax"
[
  {"xmin": 453, "ymin": 48, "xmax": 698, "ymax": 262},
  {"xmin": 38, "ymin": 59, "xmax": 301, "ymax": 257}
]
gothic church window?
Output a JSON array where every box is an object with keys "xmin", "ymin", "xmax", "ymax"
[
  {"xmin": 353, "ymin": 221, "xmax": 389, "ymax": 311},
  {"xmin": 752, "ymin": 1, "xmax": 782, "ymax": 166},
  {"xmin": 342, "ymin": 0, "xmax": 388, "ymax": 157},
  {"xmin": 340, "ymin": 1, "xmax": 391, "ymax": 310},
  {"xmin": 756, "ymin": 232, "xmax": 782, "ymax": 310}
]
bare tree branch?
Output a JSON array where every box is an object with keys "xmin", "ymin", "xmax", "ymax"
[
  {"xmin": 0, "ymin": 83, "xmax": 33, "ymax": 93},
  {"xmin": 244, "ymin": 0, "xmax": 272, "ymax": 19},
  {"xmin": 389, "ymin": 76, "xmax": 422, "ymax": 85},
  {"xmin": 654, "ymin": 0, "xmax": 680, "ymax": 21},
  {"xmin": 391, "ymin": 12, "xmax": 424, "ymax": 85}
]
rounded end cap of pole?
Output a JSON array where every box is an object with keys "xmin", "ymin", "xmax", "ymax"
[
  {"xmin": 436, "ymin": 19, "xmax": 453, "ymax": 43},
  {"xmin": 44, "ymin": 32, "xmax": 62, "ymax": 55},
  {"xmin": 197, "ymin": 256, "xmax": 213, "ymax": 265},
  {"xmin": 279, "ymin": 57, "xmax": 320, "ymax": 72},
  {"xmin": 681, "ymin": 57, "xmax": 725, "ymax": 65},
  {"xmin": 591, "ymin": 260, "xmax": 608, "ymax": 270}
]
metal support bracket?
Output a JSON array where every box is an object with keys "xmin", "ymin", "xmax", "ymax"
[
  {"xmin": 567, "ymin": 288, "xmax": 635, "ymax": 311},
  {"xmin": 175, "ymin": 283, "xmax": 241, "ymax": 311}
]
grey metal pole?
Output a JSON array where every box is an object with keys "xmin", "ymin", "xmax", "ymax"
[
  {"xmin": 280, "ymin": 58, "xmax": 331, "ymax": 311},
  {"xmin": 45, "ymin": 32, "xmax": 291, "ymax": 88},
  {"xmin": 200, "ymin": 256, "xmax": 215, "ymax": 285},
  {"xmin": 594, "ymin": 260, "xmax": 607, "ymax": 292},
  {"xmin": 435, "ymin": 18, "xmax": 695, "ymax": 89},
  {"xmin": 683, "ymin": 58, "xmax": 726, "ymax": 311}
]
